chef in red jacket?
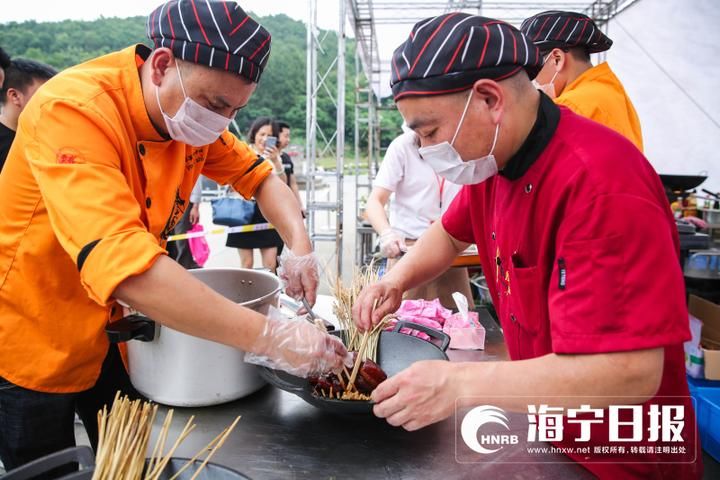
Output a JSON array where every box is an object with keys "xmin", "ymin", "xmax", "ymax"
[{"xmin": 353, "ymin": 13, "xmax": 701, "ymax": 479}]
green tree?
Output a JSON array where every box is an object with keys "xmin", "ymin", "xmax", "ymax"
[{"xmin": 0, "ymin": 12, "xmax": 401, "ymax": 152}]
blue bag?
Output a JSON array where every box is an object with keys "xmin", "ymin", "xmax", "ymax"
[{"xmin": 211, "ymin": 197, "xmax": 256, "ymax": 227}]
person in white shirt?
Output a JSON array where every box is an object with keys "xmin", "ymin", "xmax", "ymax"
[{"xmin": 365, "ymin": 129, "xmax": 473, "ymax": 308}]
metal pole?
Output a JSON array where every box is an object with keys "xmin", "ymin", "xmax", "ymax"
[
  {"xmin": 354, "ymin": 46, "xmax": 362, "ymax": 266},
  {"xmin": 336, "ymin": 0, "xmax": 346, "ymax": 279},
  {"xmin": 305, "ymin": 0, "xmax": 317, "ymax": 245},
  {"xmin": 367, "ymin": 71, "xmax": 374, "ymax": 181}
]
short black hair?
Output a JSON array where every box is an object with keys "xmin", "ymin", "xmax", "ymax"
[
  {"xmin": 273, "ymin": 120, "xmax": 290, "ymax": 137},
  {"xmin": 540, "ymin": 46, "xmax": 590, "ymax": 63},
  {"xmin": 0, "ymin": 47, "xmax": 10, "ymax": 70},
  {"xmin": 0, "ymin": 58, "xmax": 57, "ymax": 104},
  {"xmin": 569, "ymin": 46, "xmax": 591, "ymax": 62},
  {"xmin": 247, "ymin": 116, "xmax": 274, "ymax": 145}
]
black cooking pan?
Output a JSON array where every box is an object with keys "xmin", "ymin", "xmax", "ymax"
[
  {"xmin": 659, "ymin": 174, "xmax": 707, "ymax": 192},
  {"xmin": 258, "ymin": 321, "xmax": 450, "ymax": 415},
  {"xmin": 0, "ymin": 446, "xmax": 252, "ymax": 480}
]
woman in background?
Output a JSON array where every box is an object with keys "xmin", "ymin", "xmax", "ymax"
[{"xmin": 226, "ymin": 117, "xmax": 286, "ymax": 271}]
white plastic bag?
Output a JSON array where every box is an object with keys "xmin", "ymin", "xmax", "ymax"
[{"xmin": 684, "ymin": 314, "xmax": 704, "ymax": 379}]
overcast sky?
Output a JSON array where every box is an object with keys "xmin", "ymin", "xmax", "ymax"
[
  {"xmin": 2, "ymin": 0, "xmax": 408, "ymax": 95},
  {"xmin": 1, "ymin": 1, "xmax": 588, "ymax": 93},
  {"xmin": 1, "ymin": 1, "xmax": 340, "ymax": 29}
]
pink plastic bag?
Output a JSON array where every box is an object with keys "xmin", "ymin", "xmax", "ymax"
[
  {"xmin": 188, "ymin": 224, "xmax": 210, "ymax": 267},
  {"xmin": 386, "ymin": 298, "xmax": 451, "ymax": 341}
]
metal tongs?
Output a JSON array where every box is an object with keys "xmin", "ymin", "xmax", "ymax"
[{"xmin": 301, "ymin": 297, "xmax": 335, "ymax": 331}]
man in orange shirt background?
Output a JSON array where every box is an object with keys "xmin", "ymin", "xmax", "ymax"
[{"xmin": 521, "ymin": 10, "xmax": 644, "ymax": 151}]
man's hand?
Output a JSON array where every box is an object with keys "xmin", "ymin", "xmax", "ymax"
[
  {"xmin": 372, "ymin": 360, "xmax": 462, "ymax": 431},
  {"xmin": 352, "ymin": 279, "xmax": 404, "ymax": 331},
  {"xmin": 379, "ymin": 229, "xmax": 408, "ymax": 259},
  {"xmin": 278, "ymin": 250, "xmax": 320, "ymax": 307},
  {"xmin": 356, "ymin": 222, "xmax": 466, "ymax": 331},
  {"xmin": 189, "ymin": 203, "xmax": 200, "ymax": 225},
  {"xmin": 245, "ymin": 306, "xmax": 351, "ymax": 377}
]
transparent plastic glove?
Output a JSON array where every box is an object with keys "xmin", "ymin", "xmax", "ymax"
[
  {"xmin": 245, "ymin": 306, "xmax": 352, "ymax": 377},
  {"xmin": 278, "ymin": 249, "xmax": 320, "ymax": 307},
  {"xmin": 379, "ymin": 229, "xmax": 408, "ymax": 259}
]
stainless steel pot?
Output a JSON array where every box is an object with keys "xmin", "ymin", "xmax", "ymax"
[{"xmin": 107, "ymin": 268, "xmax": 281, "ymax": 407}]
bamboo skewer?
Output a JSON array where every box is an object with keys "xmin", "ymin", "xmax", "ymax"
[
  {"xmin": 93, "ymin": 395, "xmax": 158, "ymax": 480},
  {"xmin": 145, "ymin": 416, "xmax": 196, "ymax": 480},
  {"xmin": 167, "ymin": 425, "xmax": 227, "ymax": 480},
  {"xmin": 124, "ymin": 403, "xmax": 154, "ymax": 479},
  {"xmin": 336, "ymin": 370, "xmax": 346, "ymax": 390},
  {"xmin": 146, "ymin": 409, "xmax": 173, "ymax": 477},
  {"xmin": 188, "ymin": 416, "xmax": 241, "ymax": 480},
  {"xmin": 92, "ymin": 393, "xmax": 240, "ymax": 480},
  {"xmin": 346, "ymin": 330, "xmax": 371, "ymax": 392}
]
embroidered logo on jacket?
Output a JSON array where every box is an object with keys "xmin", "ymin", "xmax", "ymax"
[
  {"xmin": 160, "ymin": 188, "xmax": 186, "ymax": 240},
  {"xmin": 495, "ymin": 246, "xmax": 511, "ymax": 296},
  {"xmin": 56, "ymin": 147, "xmax": 81, "ymax": 164},
  {"xmin": 185, "ymin": 148, "xmax": 205, "ymax": 171}
]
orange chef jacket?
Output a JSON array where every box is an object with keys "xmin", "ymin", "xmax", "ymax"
[
  {"xmin": 554, "ymin": 61, "xmax": 644, "ymax": 151},
  {"xmin": 0, "ymin": 45, "xmax": 273, "ymax": 393}
]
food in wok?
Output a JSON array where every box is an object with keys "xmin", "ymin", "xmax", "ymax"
[
  {"xmin": 306, "ymin": 266, "xmax": 391, "ymax": 402},
  {"xmin": 309, "ymin": 354, "xmax": 387, "ymax": 401}
]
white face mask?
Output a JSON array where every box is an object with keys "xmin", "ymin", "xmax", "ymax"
[
  {"xmin": 532, "ymin": 54, "xmax": 559, "ymax": 98},
  {"xmin": 155, "ymin": 62, "xmax": 232, "ymax": 147},
  {"xmin": 418, "ymin": 89, "xmax": 500, "ymax": 185}
]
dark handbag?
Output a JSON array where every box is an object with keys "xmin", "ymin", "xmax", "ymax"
[{"xmin": 211, "ymin": 197, "xmax": 256, "ymax": 226}]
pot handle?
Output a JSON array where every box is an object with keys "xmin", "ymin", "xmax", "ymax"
[
  {"xmin": 106, "ymin": 314, "xmax": 156, "ymax": 343},
  {"xmin": 392, "ymin": 320, "xmax": 451, "ymax": 352}
]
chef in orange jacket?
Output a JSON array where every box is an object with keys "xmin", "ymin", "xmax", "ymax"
[
  {"xmin": 0, "ymin": 1, "xmax": 347, "ymax": 472},
  {"xmin": 521, "ymin": 10, "xmax": 644, "ymax": 151}
]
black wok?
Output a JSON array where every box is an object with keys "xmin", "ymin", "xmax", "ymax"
[
  {"xmin": 258, "ymin": 321, "xmax": 450, "ymax": 415},
  {"xmin": 0, "ymin": 446, "xmax": 252, "ymax": 480},
  {"xmin": 659, "ymin": 174, "xmax": 707, "ymax": 192}
]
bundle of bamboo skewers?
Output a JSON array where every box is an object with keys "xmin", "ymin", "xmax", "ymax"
[
  {"xmin": 314, "ymin": 265, "xmax": 393, "ymax": 399},
  {"xmin": 92, "ymin": 393, "xmax": 240, "ymax": 480},
  {"xmin": 332, "ymin": 265, "xmax": 386, "ymax": 362}
]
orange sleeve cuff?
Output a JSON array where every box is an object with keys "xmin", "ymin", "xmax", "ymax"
[
  {"xmin": 79, "ymin": 229, "xmax": 166, "ymax": 305},
  {"xmin": 233, "ymin": 159, "xmax": 273, "ymax": 200}
]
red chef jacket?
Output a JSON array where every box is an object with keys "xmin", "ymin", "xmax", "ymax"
[{"xmin": 442, "ymin": 93, "xmax": 701, "ymax": 479}]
